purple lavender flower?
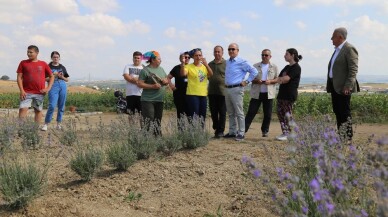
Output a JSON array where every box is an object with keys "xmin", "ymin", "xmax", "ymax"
[
  {"xmin": 331, "ymin": 179, "xmax": 344, "ymax": 190},
  {"xmin": 252, "ymin": 169, "xmax": 261, "ymax": 178},
  {"xmin": 326, "ymin": 202, "xmax": 335, "ymax": 214},
  {"xmin": 302, "ymin": 206, "xmax": 308, "ymax": 214},
  {"xmin": 310, "ymin": 178, "xmax": 320, "ymax": 190},
  {"xmin": 361, "ymin": 209, "xmax": 368, "ymax": 217},
  {"xmin": 376, "ymin": 136, "xmax": 388, "ymax": 146},
  {"xmin": 241, "ymin": 155, "xmax": 249, "ymax": 164}
]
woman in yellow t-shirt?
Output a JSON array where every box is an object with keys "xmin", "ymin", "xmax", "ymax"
[{"xmin": 180, "ymin": 48, "xmax": 213, "ymax": 124}]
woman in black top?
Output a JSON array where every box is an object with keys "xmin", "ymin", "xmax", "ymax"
[{"xmin": 275, "ymin": 48, "xmax": 302, "ymax": 141}]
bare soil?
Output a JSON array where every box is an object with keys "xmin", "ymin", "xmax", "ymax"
[{"xmin": 0, "ymin": 110, "xmax": 387, "ymax": 217}]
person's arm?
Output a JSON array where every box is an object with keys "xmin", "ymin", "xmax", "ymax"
[
  {"xmin": 202, "ymin": 58, "xmax": 213, "ymax": 77},
  {"xmin": 137, "ymin": 79, "xmax": 161, "ymax": 89},
  {"xmin": 41, "ymin": 65, "xmax": 54, "ymax": 93},
  {"xmin": 17, "ymin": 73, "xmax": 26, "ymax": 100},
  {"xmin": 242, "ymin": 62, "xmax": 258, "ymax": 86},
  {"xmin": 167, "ymin": 74, "xmax": 176, "ymax": 90},
  {"xmin": 180, "ymin": 63, "xmax": 188, "ymax": 77},
  {"xmin": 59, "ymin": 66, "xmax": 69, "ymax": 82}
]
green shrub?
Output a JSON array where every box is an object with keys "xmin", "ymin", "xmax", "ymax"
[
  {"xmin": 106, "ymin": 142, "xmax": 137, "ymax": 171},
  {"xmin": 157, "ymin": 119, "xmax": 183, "ymax": 156},
  {"xmin": 0, "ymin": 160, "xmax": 47, "ymax": 208},
  {"xmin": 70, "ymin": 148, "xmax": 104, "ymax": 181}
]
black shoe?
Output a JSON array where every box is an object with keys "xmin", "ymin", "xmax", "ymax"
[
  {"xmin": 217, "ymin": 132, "xmax": 224, "ymax": 138},
  {"xmin": 235, "ymin": 134, "xmax": 245, "ymax": 141},
  {"xmin": 262, "ymin": 132, "xmax": 269, "ymax": 137},
  {"xmin": 223, "ymin": 133, "xmax": 236, "ymax": 138}
]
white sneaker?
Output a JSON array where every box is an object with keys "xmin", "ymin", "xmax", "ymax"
[
  {"xmin": 56, "ymin": 124, "xmax": 62, "ymax": 130},
  {"xmin": 41, "ymin": 124, "xmax": 48, "ymax": 131},
  {"xmin": 276, "ymin": 134, "xmax": 288, "ymax": 141}
]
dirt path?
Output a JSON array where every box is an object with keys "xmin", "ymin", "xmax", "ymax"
[{"xmin": 0, "ymin": 112, "xmax": 387, "ymax": 217}]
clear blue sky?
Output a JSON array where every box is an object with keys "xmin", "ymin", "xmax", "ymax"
[{"xmin": 0, "ymin": 0, "xmax": 387, "ymax": 81}]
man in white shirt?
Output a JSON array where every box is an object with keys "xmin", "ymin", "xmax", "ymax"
[
  {"xmin": 245, "ymin": 49, "xmax": 278, "ymax": 137},
  {"xmin": 123, "ymin": 51, "xmax": 143, "ymax": 119}
]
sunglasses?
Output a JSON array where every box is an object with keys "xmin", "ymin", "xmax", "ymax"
[
  {"xmin": 228, "ymin": 48, "xmax": 237, "ymax": 51},
  {"xmin": 261, "ymin": 54, "xmax": 270, "ymax": 57},
  {"xmin": 184, "ymin": 56, "xmax": 190, "ymax": 59}
]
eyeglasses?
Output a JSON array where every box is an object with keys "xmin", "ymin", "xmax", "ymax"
[
  {"xmin": 228, "ymin": 48, "xmax": 237, "ymax": 51},
  {"xmin": 184, "ymin": 56, "xmax": 190, "ymax": 59},
  {"xmin": 261, "ymin": 54, "xmax": 270, "ymax": 57}
]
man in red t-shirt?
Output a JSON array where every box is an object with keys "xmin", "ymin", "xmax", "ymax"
[{"xmin": 17, "ymin": 45, "xmax": 54, "ymax": 124}]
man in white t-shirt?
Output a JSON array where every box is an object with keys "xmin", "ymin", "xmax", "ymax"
[
  {"xmin": 122, "ymin": 51, "xmax": 143, "ymax": 116},
  {"xmin": 245, "ymin": 49, "xmax": 279, "ymax": 137}
]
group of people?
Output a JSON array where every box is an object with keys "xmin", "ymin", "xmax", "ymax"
[
  {"xmin": 17, "ymin": 45, "xmax": 69, "ymax": 131},
  {"xmin": 123, "ymin": 43, "xmax": 303, "ymax": 141},
  {"xmin": 16, "ymin": 27, "xmax": 358, "ymax": 142}
]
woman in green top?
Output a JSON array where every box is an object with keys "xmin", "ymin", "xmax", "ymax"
[{"xmin": 137, "ymin": 51, "xmax": 169, "ymax": 136}]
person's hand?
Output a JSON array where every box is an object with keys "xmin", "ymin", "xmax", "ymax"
[
  {"xmin": 40, "ymin": 88, "xmax": 49, "ymax": 94},
  {"xmin": 180, "ymin": 56, "xmax": 185, "ymax": 64},
  {"xmin": 57, "ymin": 72, "xmax": 63, "ymax": 79},
  {"xmin": 241, "ymin": 81, "xmax": 248, "ymax": 87},
  {"xmin": 153, "ymin": 83, "xmax": 161, "ymax": 89},
  {"xmin": 201, "ymin": 57, "xmax": 208, "ymax": 65},
  {"xmin": 343, "ymin": 87, "xmax": 351, "ymax": 95},
  {"xmin": 20, "ymin": 91, "xmax": 26, "ymax": 100},
  {"xmin": 264, "ymin": 80, "xmax": 271, "ymax": 85},
  {"xmin": 161, "ymin": 78, "xmax": 169, "ymax": 85}
]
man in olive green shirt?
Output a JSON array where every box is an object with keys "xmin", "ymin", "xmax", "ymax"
[{"xmin": 208, "ymin": 45, "xmax": 226, "ymax": 138}]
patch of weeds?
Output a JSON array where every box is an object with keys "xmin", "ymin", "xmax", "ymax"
[
  {"xmin": 124, "ymin": 191, "xmax": 142, "ymax": 202},
  {"xmin": 106, "ymin": 142, "xmax": 137, "ymax": 171},
  {"xmin": 18, "ymin": 119, "xmax": 41, "ymax": 149},
  {"xmin": 70, "ymin": 147, "xmax": 104, "ymax": 181},
  {"xmin": 203, "ymin": 204, "xmax": 223, "ymax": 217},
  {"xmin": 0, "ymin": 159, "xmax": 47, "ymax": 209}
]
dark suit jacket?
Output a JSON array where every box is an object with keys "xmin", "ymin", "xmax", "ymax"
[{"xmin": 326, "ymin": 42, "xmax": 359, "ymax": 94}]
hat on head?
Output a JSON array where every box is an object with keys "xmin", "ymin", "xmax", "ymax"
[{"xmin": 142, "ymin": 51, "xmax": 160, "ymax": 61}]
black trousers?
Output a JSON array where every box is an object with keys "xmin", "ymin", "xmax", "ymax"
[
  {"xmin": 245, "ymin": 93, "xmax": 273, "ymax": 133},
  {"xmin": 208, "ymin": 94, "xmax": 226, "ymax": 134},
  {"xmin": 331, "ymin": 91, "xmax": 353, "ymax": 139}
]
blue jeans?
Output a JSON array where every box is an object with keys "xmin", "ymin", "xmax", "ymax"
[
  {"xmin": 185, "ymin": 95, "xmax": 207, "ymax": 121},
  {"xmin": 45, "ymin": 80, "xmax": 67, "ymax": 124}
]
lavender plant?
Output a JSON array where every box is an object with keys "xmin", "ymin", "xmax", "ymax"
[
  {"xmin": 106, "ymin": 142, "xmax": 137, "ymax": 171},
  {"xmin": 54, "ymin": 118, "xmax": 78, "ymax": 146},
  {"xmin": 242, "ymin": 115, "xmax": 382, "ymax": 216},
  {"xmin": 128, "ymin": 119, "xmax": 159, "ymax": 160},
  {"xmin": 18, "ymin": 119, "xmax": 41, "ymax": 149},
  {"xmin": 178, "ymin": 115, "xmax": 210, "ymax": 150},
  {"xmin": 0, "ymin": 159, "xmax": 47, "ymax": 208},
  {"xmin": 70, "ymin": 147, "xmax": 104, "ymax": 181},
  {"xmin": 0, "ymin": 116, "xmax": 17, "ymax": 153}
]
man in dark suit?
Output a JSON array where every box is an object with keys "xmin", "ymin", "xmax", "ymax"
[{"xmin": 326, "ymin": 27, "xmax": 359, "ymax": 140}]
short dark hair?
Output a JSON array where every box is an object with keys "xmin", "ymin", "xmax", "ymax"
[
  {"xmin": 51, "ymin": 51, "xmax": 60, "ymax": 58},
  {"xmin": 214, "ymin": 45, "xmax": 224, "ymax": 51},
  {"xmin": 28, "ymin": 45, "xmax": 39, "ymax": 52},
  {"xmin": 133, "ymin": 51, "xmax": 142, "ymax": 57}
]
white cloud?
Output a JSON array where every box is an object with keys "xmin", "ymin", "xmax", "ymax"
[
  {"xmin": 245, "ymin": 11, "xmax": 259, "ymax": 19},
  {"xmin": 0, "ymin": 0, "xmax": 33, "ymax": 24},
  {"xmin": 352, "ymin": 15, "xmax": 387, "ymax": 40},
  {"xmin": 28, "ymin": 35, "xmax": 53, "ymax": 47},
  {"xmin": 164, "ymin": 27, "xmax": 177, "ymax": 38},
  {"xmin": 224, "ymin": 34, "xmax": 254, "ymax": 44},
  {"xmin": 78, "ymin": 0, "xmax": 118, "ymax": 13},
  {"xmin": 220, "ymin": 19, "xmax": 242, "ymax": 30},
  {"xmin": 35, "ymin": 0, "xmax": 78, "ymax": 15},
  {"xmin": 295, "ymin": 21, "xmax": 307, "ymax": 30},
  {"xmin": 127, "ymin": 20, "xmax": 151, "ymax": 34}
]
